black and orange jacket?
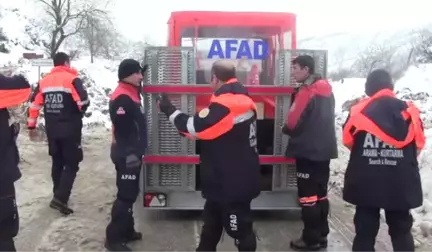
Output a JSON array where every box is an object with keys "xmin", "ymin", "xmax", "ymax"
[
  {"xmin": 27, "ymin": 66, "xmax": 89, "ymax": 138},
  {"xmin": 0, "ymin": 74, "xmax": 31, "ymax": 186},
  {"xmin": 282, "ymin": 75, "xmax": 338, "ymax": 161},
  {"xmin": 109, "ymin": 82, "xmax": 147, "ymax": 159},
  {"xmin": 342, "ymin": 89, "xmax": 424, "ymax": 210},
  {"xmin": 168, "ymin": 79, "xmax": 261, "ymax": 203}
]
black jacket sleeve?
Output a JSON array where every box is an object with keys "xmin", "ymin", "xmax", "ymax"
[
  {"xmin": 0, "ymin": 74, "xmax": 29, "ymax": 89},
  {"xmin": 282, "ymin": 98, "xmax": 314, "ymax": 136},
  {"xmin": 110, "ymin": 95, "xmax": 147, "ymax": 155},
  {"xmin": 72, "ymin": 78, "xmax": 90, "ymax": 114},
  {"xmin": 0, "ymin": 109, "xmax": 11, "ymax": 157}
]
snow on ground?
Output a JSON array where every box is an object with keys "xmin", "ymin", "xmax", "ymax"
[
  {"xmin": 14, "ymin": 129, "xmax": 115, "ymax": 251},
  {"xmin": 330, "ymin": 65, "xmax": 432, "ymax": 245}
]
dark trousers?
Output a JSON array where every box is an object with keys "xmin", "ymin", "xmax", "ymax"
[
  {"xmin": 196, "ymin": 200, "xmax": 257, "ymax": 252},
  {"xmin": 0, "ymin": 183, "xmax": 19, "ymax": 252},
  {"xmin": 296, "ymin": 158, "xmax": 330, "ymax": 245},
  {"xmin": 352, "ymin": 206, "xmax": 415, "ymax": 251},
  {"xmin": 106, "ymin": 160, "xmax": 141, "ymax": 243},
  {"xmin": 48, "ymin": 137, "xmax": 83, "ymax": 204}
]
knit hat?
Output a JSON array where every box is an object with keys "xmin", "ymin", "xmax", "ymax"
[
  {"xmin": 365, "ymin": 69, "xmax": 394, "ymax": 96},
  {"xmin": 118, "ymin": 59, "xmax": 142, "ymax": 80}
]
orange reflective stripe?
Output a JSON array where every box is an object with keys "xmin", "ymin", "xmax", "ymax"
[
  {"xmin": 71, "ymin": 87, "xmax": 83, "ymax": 111},
  {"xmin": 225, "ymin": 78, "xmax": 238, "ymax": 84},
  {"xmin": 342, "ymin": 89, "xmax": 425, "ymax": 150},
  {"xmin": 342, "ymin": 98, "xmax": 371, "ymax": 149},
  {"xmin": 351, "ymin": 113, "xmax": 415, "ymax": 148},
  {"xmin": 28, "ymin": 90, "xmax": 44, "ymax": 127},
  {"xmin": 406, "ymin": 103, "xmax": 426, "ymax": 151},
  {"xmin": 299, "ymin": 195, "xmax": 318, "ymax": 203},
  {"xmin": 192, "ymin": 93, "xmax": 256, "ymax": 140}
]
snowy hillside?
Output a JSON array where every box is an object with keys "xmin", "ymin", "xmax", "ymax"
[
  {"xmin": 330, "ymin": 66, "xmax": 432, "ymax": 244},
  {"xmin": 0, "ymin": 6, "xmax": 46, "ymax": 66},
  {"xmin": 298, "ymin": 28, "xmax": 420, "ymax": 74}
]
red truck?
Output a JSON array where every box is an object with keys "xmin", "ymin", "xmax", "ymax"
[{"xmin": 141, "ymin": 11, "xmax": 328, "ymax": 210}]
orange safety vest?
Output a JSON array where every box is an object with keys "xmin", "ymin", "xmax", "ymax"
[
  {"xmin": 181, "ymin": 78, "xmax": 257, "ymax": 140},
  {"xmin": 343, "ymin": 89, "xmax": 425, "ymax": 153},
  {"xmin": 28, "ymin": 66, "xmax": 81, "ymax": 128}
]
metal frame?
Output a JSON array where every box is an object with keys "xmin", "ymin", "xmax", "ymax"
[{"xmin": 141, "ymin": 46, "xmax": 328, "ymax": 209}]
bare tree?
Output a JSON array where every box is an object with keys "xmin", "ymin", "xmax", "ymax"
[
  {"xmin": 80, "ymin": 13, "xmax": 117, "ymax": 63},
  {"xmin": 0, "ymin": 9, "xmax": 9, "ymax": 53},
  {"xmin": 34, "ymin": 0, "xmax": 110, "ymax": 58},
  {"xmin": 124, "ymin": 35, "xmax": 156, "ymax": 60},
  {"xmin": 410, "ymin": 28, "xmax": 432, "ymax": 64},
  {"xmin": 351, "ymin": 44, "xmax": 397, "ymax": 77}
]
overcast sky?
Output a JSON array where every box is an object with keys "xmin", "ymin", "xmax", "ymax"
[
  {"xmin": 111, "ymin": 0, "xmax": 432, "ymax": 43},
  {"xmin": 4, "ymin": 0, "xmax": 432, "ymax": 44}
]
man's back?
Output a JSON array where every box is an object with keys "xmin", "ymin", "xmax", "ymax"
[
  {"xmin": 29, "ymin": 66, "xmax": 88, "ymax": 139},
  {"xmin": 343, "ymin": 92, "xmax": 423, "ymax": 210},
  {"xmin": 199, "ymin": 81, "xmax": 260, "ymax": 203}
]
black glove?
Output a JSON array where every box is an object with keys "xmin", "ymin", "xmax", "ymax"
[
  {"xmin": 125, "ymin": 154, "xmax": 141, "ymax": 169},
  {"xmin": 157, "ymin": 93, "xmax": 177, "ymax": 116}
]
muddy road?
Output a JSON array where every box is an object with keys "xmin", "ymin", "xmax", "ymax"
[{"xmin": 12, "ymin": 128, "xmax": 413, "ymax": 251}]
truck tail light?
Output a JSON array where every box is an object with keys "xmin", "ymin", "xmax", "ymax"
[{"xmin": 144, "ymin": 193, "xmax": 167, "ymax": 207}]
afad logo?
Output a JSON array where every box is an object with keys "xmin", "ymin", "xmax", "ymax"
[{"xmin": 207, "ymin": 39, "xmax": 269, "ymax": 60}]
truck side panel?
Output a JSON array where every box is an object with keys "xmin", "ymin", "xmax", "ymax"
[{"xmin": 143, "ymin": 47, "xmax": 197, "ymax": 192}]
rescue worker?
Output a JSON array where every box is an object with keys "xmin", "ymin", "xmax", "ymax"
[
  {"xmin": 342, "ymin": 69, "xmax": 424, "ymax": 251},
  {"xmin": 0, "ymin": 74, "xmax": 31, "ymax": 251},
  {"xmin": 105, "ymin": 59, "xmax": 147, "ymax": 252},
  {"xmin": 27, "ymin": 52, "xmax": 89, "ymax": 215},
  {"xmin": 282, "ymin": 55, "xmax": 338, "ymax": 251},
  {"xmin": 158, "ymin": 60, "xmax": 261, "ymax": 252}
]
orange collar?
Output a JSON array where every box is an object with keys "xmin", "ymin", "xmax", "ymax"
[
  {"xmin": 49, "ymin": 66, "xmax": 78, "ymax": 76},
  {"xmin": 225, "ymin": 78, "xmax": 238, "ymax": 84}
]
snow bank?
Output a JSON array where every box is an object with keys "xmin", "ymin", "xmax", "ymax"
[
  {"xmin": 331, "ymin": 66, "xmax": 432, "ymax": 243},
  {"xmin": 0, "ymin": 7, "xmax": 45, "ymax": 66},
  {"xmin": 0, "ymin": 7, "xmax": 118, "ymax": 130}
]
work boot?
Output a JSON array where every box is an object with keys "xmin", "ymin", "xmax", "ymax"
[
  {"xmin": 49, "ymin": 198, "xmax": 74, "ymax": 215},
  {"xmin": 290, "ymin": 238, "xmax": 321, "ymax": 251},
  {"xmin": 104, "ymin": 240, "xmax": 132, "ymax": 251},
  {"xmin": 234, "ymin": 231, "xmax": 257, "ymax": 251},
  {"xmin": 125, "ymin": 231, "xmax": 142, "ymax": 242}
]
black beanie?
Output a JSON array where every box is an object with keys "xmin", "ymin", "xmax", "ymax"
[
  {"xmin": 118, "ymin": 59, "xmax": 142, "ymax": 80},
  {"xmin": 365, "ymin": 69, "xmax": 394, "ymax": 96}
]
